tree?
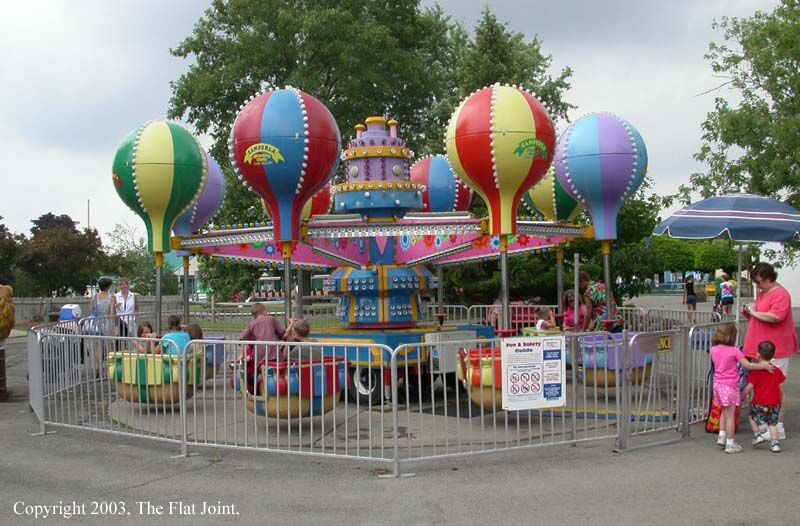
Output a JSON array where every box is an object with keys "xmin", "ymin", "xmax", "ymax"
[
  {"xmin": 105, "ymin": 223, "xmax": 179, "ymax": 295},
  {"xmin": 650, "ymin": 236, "xmax": 697, "ymax": 276},
  {"xmin": 688, "ymin": 1, "xmax": 800, "ymax": 205},
  {"xmin": 195, "ymin": 256, "xmax": 262, "ymax": 301},
  {"xmin": 0, "ymin": 217, "xmax": 16, "ymax": 286},
  {"xmin": 15, "ymin": 214, "xmax": 107, "ymax": 296},
  {"xmin": 30, "ymin": 213, "xmax": 79, "ymax": 236},
  {"xmin": 693, "ymin": 241, "xmax": 740, "ymax": 275}
]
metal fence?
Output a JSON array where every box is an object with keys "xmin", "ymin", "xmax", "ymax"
[
  {"xmin": 14, "ymin": 296, "xmax": 183, "ymax": 323},
  {"xmin": 28, "ymin": 322, "xmax": 706, "ymax": 476},
  {"xmin": 618, "ymin": 307, "xmax": 721, "ymax": 332}
]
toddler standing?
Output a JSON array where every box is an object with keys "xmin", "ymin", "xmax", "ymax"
[
  {"xmin": 710, "ymin": 323, "xmax": 773, "ymax": 453},
  {"xmin": 743, "ymin": 341, "xmax": 785, "ymax": 453}
]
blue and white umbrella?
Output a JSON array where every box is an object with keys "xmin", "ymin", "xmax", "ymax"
[
  {"xmin": 654, "ymin": 193, "xmax": 800, "ymax": 321},
  {"xmin": 653, "ymin": 193, "xmax": 800, "ymax": 242}
]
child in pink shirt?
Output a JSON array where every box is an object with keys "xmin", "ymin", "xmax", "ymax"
[{"xmin": 710, "ymin": 323, "xmax": 773, "ymax": 454}]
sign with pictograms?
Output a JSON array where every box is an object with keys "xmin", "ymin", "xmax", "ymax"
[{"xmin": 501, "ymin": 336, "xmax": 566, "ymax": 411}]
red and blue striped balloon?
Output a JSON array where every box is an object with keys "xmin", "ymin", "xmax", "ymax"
[
  {"xmin": 229, "ymin": 87, "xmax": 341, "ymax": 243},
  {"xmin": 410, "ymin": 155, "xmax": 472, "ymax": 213}
]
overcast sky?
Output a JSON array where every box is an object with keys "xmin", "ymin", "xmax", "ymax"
[{"xmin": 0, "ymin": 1, "xmax": 779, "ymax": 245}]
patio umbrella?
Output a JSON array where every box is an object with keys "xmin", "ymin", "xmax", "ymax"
[{"xmin": 653, "ymin": 193, "xmax": 800, "ymax": 320}]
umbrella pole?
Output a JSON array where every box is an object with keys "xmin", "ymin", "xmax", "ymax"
[
  {"xmin": 736, "ymin": 245, "xmax": 743, "ymax": 326},
  {"xmin": 601, "ymin": 241, "xmax": 613, "ymax": 320},
  {"xmin": 500, "ymin": 235, "xmax": 510, "ymax": 332},
  {"xmin": 155, "ymin": 252, "xmax": 163, "ymax": 335}
]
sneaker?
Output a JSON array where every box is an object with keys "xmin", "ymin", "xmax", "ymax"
[
  {"xmin": 760, "ymin": 428, "xmax": 787, "ymax": 441},
  {"xmin": 752, "ymin": 434, "xmax": 767, "ymax": 447},
  {"xmin": 717, "ymin": 435, "xmax": 727, "ymax": 447},
  {"xmin": 725, "ymin": 442, "xmax": 743, "ymax": 454},
  {"xmin": 770, "ymin": 442, "xmax": 781, "ymax": 453}
]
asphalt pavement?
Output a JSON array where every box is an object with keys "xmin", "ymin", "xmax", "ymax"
[{"xmin": 1, "ymin": 330, "xmax": 798, "ymax": 525}]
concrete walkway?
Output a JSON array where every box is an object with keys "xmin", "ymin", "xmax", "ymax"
[{"xmin": 1, "ymin": 332, "xmax": 798, "ymax": 525}]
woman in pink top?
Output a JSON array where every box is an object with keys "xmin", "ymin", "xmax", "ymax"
[{"xmin": 743, "ymin": 262, "xmax": 797, "ymax": 438}]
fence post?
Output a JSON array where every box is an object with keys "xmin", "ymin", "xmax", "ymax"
[
  {"xmin": 615, "ymin": 331, "xmax": 631, "ymax": 452},
  {"xmin": 679, "ymin": 326, "xmax": 690, "ymax": 439},
  {"xmin": 570, "ymin": 336, "xmax": 578, "ymax": 445},
  {"xmin": 380, "ymin": 348, "xmax": 406, "ymax": 478},
  {"xmin": 175, "ymin": 351, "xmax": 189, "ymax": 458},
  {"xmin": 27, "ymin": 331, "xmax": 48, "ymax": 435},
  {"xmin": 211, "ymin": 295, "xmax": 216, "ymax": 324}
]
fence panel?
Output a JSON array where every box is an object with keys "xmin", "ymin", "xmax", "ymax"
[
  {"xmin": 26, "ymin": 322, "xmax": 708, "ymax": 473},
  {"xmin": 182, "ymin": 339, "xmax": 395, "ymax": 461},
  {"xmin": 389, "ymin": 331, "xmax": 627, "ymax": 469},
  {"xmin": 468, "ymin": 304, "xmax": 558, "ymax": 332},
  {"xmin": 423, "ymin": 304, "xmax": 470, "ymax": 324},
  {"xmin": 624, "ymin": 330, "xmax": 683, "ymax": 441},
  {"xmin": 644, "ymin": 308, "xmax": 720, "ymax": 331}
]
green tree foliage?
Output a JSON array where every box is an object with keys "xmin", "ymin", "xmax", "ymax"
[
  {"xmin": 457, "ymin": 9, "xmax": 573, "ymax": 114},
  {"xmin": 14, "ymin": 214, "xmax": 108, "ymax": 296},
  {"xmin": 105, "ymin": 224, "xmax": 179, "ymax": 296},
  {"xmin": 169, "ymin": 0, "xmax": 459, "ymax": 175},
  {"xmin": 195, "ymin": 256, "xmax": 262, "ymax": 301},
  {"xmin": 650, "ymin": 236, "xmax": 697, "ymax": 276},
  {"xmin": 693, "ymin": 241, "xmax": 739, "ymax": 274},
  {"xmin": 0, "ymin": 217, "xmax": 17, "ymax": 286},
  {"xmin": 688, "ymin": 1, "xmax": 800, "ymax": 204}
]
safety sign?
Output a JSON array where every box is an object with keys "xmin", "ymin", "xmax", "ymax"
[{"xmin": 501, "ymin": 336, "xmax": 566, "ymax": 411}]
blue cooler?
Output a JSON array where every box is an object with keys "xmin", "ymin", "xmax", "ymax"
[{"xmin": 59, "ymin": 304, "xmax": 82, "ymax": 322}]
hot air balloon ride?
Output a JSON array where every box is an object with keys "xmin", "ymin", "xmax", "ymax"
[
  {"xmin": 229, "ymin": 86, "xmax": 341, "ymax": 319},
  {"xmin": 111, "ymin": 121, "xmax": 209, "ymax": 404},
  {"xmin": 172, "ymin": 152, "xmax": 226, "ymax": 322},
  {"xmin": 555, "ymin": 113, "xmax": 648, "ymax": 325},
  {"xmin": 446, "ymin": 83, "xmax": 556, "ymax": 332},
  {"xmin": 112, "ymin": 120, "xmax": 208, "ymax": 332},
  {"xmin": 520, "ymin": 167, "xmax": 584, "ymax": 314}
]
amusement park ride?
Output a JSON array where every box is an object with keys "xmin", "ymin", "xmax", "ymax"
[{"xmin": 111, "ymin": 83, "xmax": 648, "ymax": 409}]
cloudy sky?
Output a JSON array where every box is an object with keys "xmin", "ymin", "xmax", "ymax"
[{"xmin": 1, "ymin": 0, "xmax": 782, "ymax": 277}]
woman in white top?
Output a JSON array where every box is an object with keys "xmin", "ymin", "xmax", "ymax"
[{"xmin": 114, "ymin": 278, "xmax": 137, "ymax": 337}]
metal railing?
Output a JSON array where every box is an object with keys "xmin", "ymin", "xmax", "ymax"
[
  {"xmin": 467, "ymin": 304, "xmax": 558, "ymax": 331},
  {"xmin": 27, "ymin": 323, "xmax": 708, "ymax": 476}
]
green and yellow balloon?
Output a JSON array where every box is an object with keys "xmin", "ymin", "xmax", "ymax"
[
  {"xmin": 112, "ymin": 121, "xmax": 207, "ymax": 260},
  {"xmin": 520, "ymin": 167, "xmax": 582, "ymax": 222}
]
